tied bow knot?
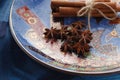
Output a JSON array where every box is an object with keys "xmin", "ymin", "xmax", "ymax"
[{"xmin": 77, "ymin": 0, "xmax": 117, "ymax": 30}]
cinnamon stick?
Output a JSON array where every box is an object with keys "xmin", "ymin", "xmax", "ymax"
[
  {"xmin": 116, "ymin": 5, "xmax": 120, "ymax": 11},
  {"xmin": 52, "ymin": 3, "xmax": 120, "ymax": 17},
  {"xmin": 53, "ymin": 12, "xmax": 116, "ymax": 17},
  {"xmin": 59, "ymin": 7, "xmax": 118, "ymax": 16},
  {"xmin": 51, "ymin": 1, "xmax": 116, "ymax": 9},
  {"xmin": 51, "ymin": 2, "xmax": 116, "ymax": 14},
  {"xmin": 51, "ymin": 0, "xmax": 119, "ymax": 18},
  {"xmin": 51, "ymin": 0, "xmax": 111, "ymax": 9}
]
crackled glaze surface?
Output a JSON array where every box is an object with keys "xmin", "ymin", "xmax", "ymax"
[{"xmin": 10, "ymin": 0, "xmax": 120, "ymax": 73}]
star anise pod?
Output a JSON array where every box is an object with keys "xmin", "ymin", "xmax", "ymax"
[
  {"xmin": 70, "ymin": 26, "xmax": 80, "ymax": 36},
  {"xmin": 71, "ymin": 21, "xmax": 86, "ymax": 29},
  {"xmin": 66, "ymin": 36, "xmax": 80, "ymax": 44},
  {"xmin": 60, "ymin": 41, "xmax": 73, "ymax": 54},
  {"xmin": 43, "ymin": 27, "xmax": 60, "ymax": 43},
  {"xmin": 43, "ymin": 21, "xmax": 93, "ymax": 58},
  {"xmin": 79, "ymin": 30, "xmax": 93, "ymax": 44},
  {"xmin": 73, "ymin": 42, "xmax": 91, "ymax": 57},
  {"xmin": 59, "ymin": 26, "xmax": 68, "ymax": 41}
]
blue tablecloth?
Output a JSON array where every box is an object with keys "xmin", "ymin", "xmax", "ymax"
[{"xmin": 1, "ymin": 0, "xmax": 120, "ymax": 80}]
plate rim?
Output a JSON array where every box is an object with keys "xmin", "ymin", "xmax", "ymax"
[{"xmin": 9, "ymin": 0, "xmax": 120, "ymax": 75}]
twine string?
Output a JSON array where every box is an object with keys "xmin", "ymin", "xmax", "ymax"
[{"xmin": 77, "ymin": 0, "xmax": 117, "ymax": 30}]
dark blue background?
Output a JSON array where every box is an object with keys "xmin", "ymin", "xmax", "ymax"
[{"xmin": 1, "ymin": 0, "xmax": 120, "ymax": 80}]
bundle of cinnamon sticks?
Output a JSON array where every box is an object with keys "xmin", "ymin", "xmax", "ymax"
[{"xmin": 51, "ymin": 0, "xmax": 120, "ymax": 17}]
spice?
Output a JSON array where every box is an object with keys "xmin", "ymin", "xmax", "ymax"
[
  {"xmin": 59, "ymin": 6, "xmax": 117, "ymax": 16},
  {"xmin": 43, "ymin": 21, "xmax": 93, "ymax": 58},
  {"xmin": 51, "ymin": 0, "xmax": 113, "ymax": 9},
  {"xmin": 52, "ymin": 12, "xmax": 116, "ymax": 18},
  {"xmin": 51, "ymin": 0, "xmax": 120, "ymax": 18},
  {"xmin": 44, "ymin": 27, "xmax": 60, "ymax": 43}
]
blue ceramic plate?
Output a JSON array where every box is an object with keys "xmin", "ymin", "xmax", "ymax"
[{"xmin": 10, "ymin": 0, "xmax": 120, "ymax": 74}]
